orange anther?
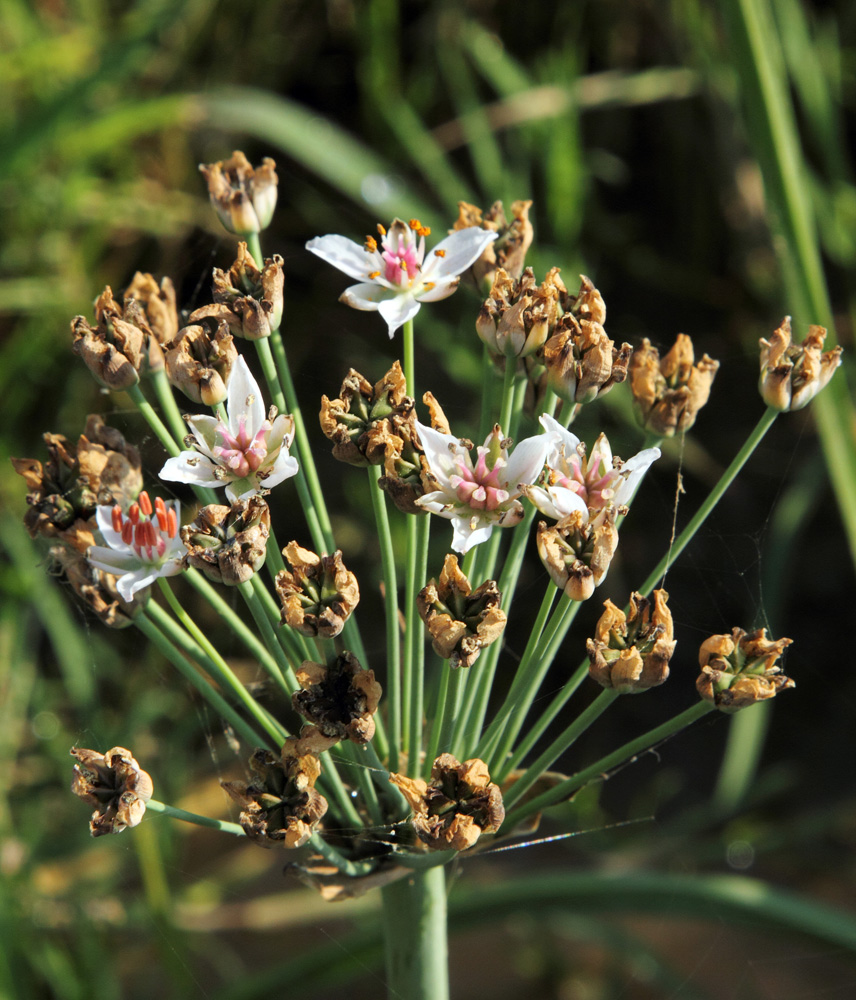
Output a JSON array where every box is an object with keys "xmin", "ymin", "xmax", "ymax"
[
  {"xmin": 167, "ymin": 508, "xmax": 178, "ymax": 539},
  {"xmin": 121, "ymin": 521, "xmax": 134, "ymax": 545},
  {"xmin": 139, "ymin": 491, "xmax": 153, "ymax": 516},
  {"xmin": 368, "ymin": 270, "xmax": 381, "ymax": 279},
  {"xmin": 112, "ymin": 506, "xmax": 123, "ymax": 534},
  {"xmin": 377, "ymin": 223, "xmax": 387, "ymax": 236},
  {"xmin": 365, "ymin": 236, "xmax": 378, "ymax": 253},
  {"xmin": 135, "ymin": 523, "xmax": 146, "ymax": 549},
  {"xmin": 128, "ymin": 502, "xmax": 140, "ymax": 524},
  {"xmin": 433, "ymin": 249, "xmax": 446, "ymax": 257}
]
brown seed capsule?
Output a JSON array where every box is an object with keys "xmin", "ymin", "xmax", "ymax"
[
  {"xmin": 190, "ymin": 243, "xmax": 284, "ymax": 340},
  {"xmin": 199, "ymin": 150, "xmax": 278, "ymax": 234},
  {"xmin": 181, "ymin": 497, "xmax": 270, "ymax": 586},
  {"xmin": 453, "ymin": 199, "xmax": 534, "ymax": 286},
  {"xmin": 696, "ymin": 627, "xmax": 794, "ymax": 712},
  {"xmin": 759, "ymin": 316, "xmax": 843, "ymax": 411},
  {"xmin": 275, "ymin": 542, "xmax": 359, "ymax": 638},
  {"xmin": 587, "ymin": 590, "xmax": 675, "ymax": 693},
  {"xmin": 164, "ymin": 320, "xmax": 238, "ymax": 406},
  {"xmin": 417, "ymin": 554, "xmax": 507, "ymax": 668},
  {"xmin": 70, "ymin": 746, "xmax": 153, "ymax": 836},
  {"xmin": 477, "ymin": 267, "xmax": 564, "ymax": 360},
  {"xmin": 222, "ymin": 745, "xmax": 327, "ymax": 849},
  {"xmin": 629, "ymin": 334, "xmax": 719, "ymax": 436},
  {"xmin": 292, "ymin": 651, "xmax": 382, "ymax": 748},
  {"xmin": 536, "ymin": 507, "xmax": 619, "ymax": 602},
  {"xmin": 123, "ymin": 272, "xmax": 180, "ymax": 347},
  {"xmin": 390, "ymin": 754, "xmax": 505, "ymax": 852}
]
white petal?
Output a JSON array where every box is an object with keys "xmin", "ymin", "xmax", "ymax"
[
  {"xmin": 306, "ymin": 235, "xmax": 379, "ymax": 282},
  {"xmin": 377, "ymin": 293, "xmax": 422, "ymax": 338},
  {"xmin": 501, "ymin": 433, "xmax": 551, "ymax": 492},
  {"xmin": 87, "ymin": 545, "xmax": 139, "ymax": 574},
  {"xmin": 539, "ymin": 414, "xmax": 581, "ymax": 466},
  {"xmin": 95, "ymin": 505, "xmax": 124, "ymax": 549},
  {"xmin": 422, "ymin": 227, "xmax": 498, "ymax": 280},
  {"xmin": 339, "ymin": 282, "xmax": 395, "ymax": 312},
  {"xmin": 160, "ymin": 453, "xmax": 224, "ymax": 488},
  {"xmin": 613, "ymin": 447, "xmax": 661, "ymax": 508},
  {"xmin": 258, "ymin": 453, "xmax": 299, "ymax": 492},
  {"xmin": 227, "ymin": 356, "xmax": 265, "ymax": 439},
  {"xmin": 451, "ymin": 515, "xmax": 493, "ymax": 554},
  {"xmin": 117, "ymin": 568, "xmax": 158, "ymax": 602},
  {"xmin": 416, "ymin": 275, "xmax": 460, "ymax": 303},
  {"xmin": 415, "ymin": 422, "xmax": 469, "ymax": 487},
  {"xmin": 414, "ymin": 490, "xmax": 457, "ymax": 514},
  {"xmin": 532, "ymin": 485, "xmax": 589, "ymax": 520},
  {"xmin": 185, "ymin": 414, "xmax": 221, "ymax": 456}
]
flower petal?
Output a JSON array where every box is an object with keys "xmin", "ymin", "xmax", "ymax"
[
  {"xmin": 501, "ymin": 433, "xmax": 551, "ymax": 492},
  {"xmin": 451, "ymin": 516, "xmax": 493, "ymax": 554},
  {"xmin": 87, "ymin": 545, "xmax": 140, "ymax": 575},
  {"xmin": 416, "ymin": 275, "xmax": 461, "ymax": 303},
  {"xmin": 185, "ymin": 414, "xmax": 221, "ymax": 456},
  {"xmin": 338, "ymin": 282, "xmax": 396, "ymax": 312},
  {"xmin": 422, "ymin": 227, "xmax": 498, "ymax": 280},
  {"xmin": 539, "ymin": 414, "xmax": 581, "ymax": 466},
  {"xmin": 526, "ymin": 485, "xmax": 589, "ymax": 521},
  {"xmin": 613, "ymin": 447, "xmax": 661, "ymax": 508},
  {"xmin": 377, "ymin": 293, "xmax": 422, "ymax": 338},
  {"xmin": 227, "ymin": 356, "xmax": 265, "ymax": 439},
  {"xmin": 415, "ymin": 422, "xmax": 469, "ymax": 487},
  {"xmin": 258, "ymin": 453, "xmax": 299, "ymax": 492},
  {"xmin": 160, "ymin": 453, "xmax": 224, "ymax": 488},
  {"xmin": 95, "ymin": 505, "xmax": 125, "ymax": 549},
  {"xmin": 306, "ymin": 235, "xmax": 378, "ymax": 282}
]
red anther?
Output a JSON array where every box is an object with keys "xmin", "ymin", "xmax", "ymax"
[
  {"xmin": 139, "ymin": 491, "xmax": 153, "ymax": 517},
  {"xmin": 128, "ymin": 502, "xmax": 140, "ymax": 524},
  {"xmin": 155, "ymin": 496, "xmax": 166, "ymax": 515},
  {"xmin": 121, "ymin": 520, "xmax": 134, "ymax": 545},
  {"xmin": 156, "ymin": 508, "xmax": 168, "ymax": 531},
  {"xmin": 135, "ymin": 523, "xmax": 146, "ymax": 549},
  {"xmin": 111, "ymin": 506, "xmax": 123, "ymax": 534},
  {"xmin": 146, "ymin": 521, "xmax": 158, "ymax": 548},
  {"xmin": 166, "ymin": 508, "xmax": 178, "ymax": 539}
]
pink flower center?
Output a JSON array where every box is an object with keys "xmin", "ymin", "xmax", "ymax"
[
  {"xmin": 112, "ymin": 492, "xmax": 177, "ymax": 563},
  {"xmin": 550, "ymin": 451, "xmax": 619, "ymax": 510},
  {"xmin": 212, "ymin": 417, "xmax": 269, "ymax": 480},
  {"xmin": 449, "ymin": 447, "xmax": 510, "ymax": 511},
  {"xmin": 382, "ymin": 233, "xmax": 421, "ymax": 286}
]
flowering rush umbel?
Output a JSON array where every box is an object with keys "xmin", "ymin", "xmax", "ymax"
[
  {"xmin": 415, "ymin": 421, "xmax": 550, "ymax": 553},
  {"xmin": 87, "ymin": 491, "xmax": 186, "ymax": 600},
  {"xmin": 306, "ymin": 218, "xmax": 498, "ymax": 337},
  {"xmin": 160, "ymin": 355, "xmax": 297, "ymax": 501}
]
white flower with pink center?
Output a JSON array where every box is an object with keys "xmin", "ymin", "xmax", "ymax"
[
  {"xmin": 160, "ymin": 356, "xmax": 297, "ymax": 502},
  {"xmin": 525, "ymin": 414, "xmax": 661, "ymax": 521},
  {"xmin": 87, "ymin": 491, "xmax": 186, "ymax": 600},
  {"xmin": 306, "ymin": 217, "xmax": 498, "ymax": 338},
  {"xmin": 414, "ymin": 421, "xmax": 551, "ymax": 553}
]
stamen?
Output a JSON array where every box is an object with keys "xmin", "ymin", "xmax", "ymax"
[
  {"xmin": 121, "ymin": 521, "xmax": 134, "ymax": 545},
  {"xmin": 128, "ymin": 502, "xmax": 140, "ymax": 524},
  {"xmin": 364, "ymin": 236, "xmax": 378, "ymax": 253},
  {"xmin": 423, "ymin": 282, "xmax": 436, "ymax": 292},
  {"xmin": 139, "ymin": 491, "xmax": 153, "ymax": 517},
  {"xmin": 134, "ymin": 523, "xmax": 146, "ymax": 550},
  {"xmin": 368, "ymin": 270, "xmax": 381, "ymax": 279},
  {"xmin": 111, "ymin": 506, "xmax": 123, "ymax": 534},
  {"xmin": 166, "ymin": 508, "xmax": 178, "ymax": 539},
  {"xmin": 434, "ymin": 249, "xmax": 446, "ymax": 257},
  {"xmin": 377, "ymin": 223, "xmax": 387, "ymax": 236}
]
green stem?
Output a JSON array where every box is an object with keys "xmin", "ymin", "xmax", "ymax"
[
  {"xmin": 127, "ymin": 384, "xmax": 181, "ymax": 458},
  {"xmin": 369, "ymin": 465, "xmax": 402, "ymax": 771},
  {"xmin": 146, "ymin": 798, "xmax": 246, "ymax": 836},
  {"xmin": 502, "ymin": 689, "xmax": 621, "ymax": 810},
  {"xmin": 150, "ymin": 369, "xmax": 188, "ymax": 450},
  {"xmin": 423, "ymin": 660, "xmax": 452, "ymax": 777},
  {"xmin": 402, "ymin": 317, "xmax": 415, "ymax": 399},
  {"xmin": 136, "ymin": 612, "xmax": 270, "ymax": 751},
  {"xmin": 237, "ymin": 580, "xmax": 299, "ymax": 691},
  {"xmin": 502, "ymin": 702, "xmax": 716, "ymax": 831},
  {"xmin": 381, "ymin": 866, "xmax": 449, "ymax": 1000},
  {"xmin": 637, "ymin": 407, "xmax": 778, "ymax": 596},
  {"xmin": 407, "ymin": 514, "xmax": 430, "ymax": 777}
]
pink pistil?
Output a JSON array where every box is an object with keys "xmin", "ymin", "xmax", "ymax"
[
  {"xmin": 449, "ymin": 449, "xmax": 510, "ymax": 512},
  {"xmin": 381, "ymin": 234, "xmax": 421, "ymax": 286},
  {"xmin": 212, "ymin": 417, "xmax": 269, "ymax": 480}
]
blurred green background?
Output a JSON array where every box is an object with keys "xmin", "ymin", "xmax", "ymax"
[{"xmin": 2, "ymin": 0, "xmax": 855, "ymax": 997}]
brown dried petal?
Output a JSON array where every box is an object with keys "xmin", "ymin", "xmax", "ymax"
[
  {"xmin": 70, "ymin": 746, "xmax": 153, "ymax": 836},
  {"xmin": 181, "ymin": 497, "xmax": 270, "ymax": 586},
  {"xmin": 759, "ymin": 317, "xmax": 843, "ymax": 411},
  {"xmin": 165, "ymin": 321, "xmax": 238, "ymax": 406},
  {"xmin": 630, "ymin": 335, "xmax": 719, "ymax": 436},
  {"xmin": 276, "ymin": 544, "xmax": 360, "ymax": 638},
  {"xmin": 293, "ymin": 651, "xmax": 381, "ymax": 746}
]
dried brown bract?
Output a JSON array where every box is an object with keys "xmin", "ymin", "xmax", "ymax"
[
  {"xmin": 536, "ymin": 507, "xmax": 619, "ymax": 602},
  {"xmin": 293, "ymin": 651, "xmax": 382, "ymax": 748},
  {"xmin": 199, "ymin": 150, "xmax": 278, "ymax": 234},
  {"xmin": 759, "ymin": 316, "xmax": 843, "ymax": 411},
  {"xmin": 123, "ymin": 272, "xmax": 179, "ymax": 347},
  {"xmin": 391, "ymin": 754, "xmax": 505, "ymax": 852},
  {"xmin": 49, "ymin": 545, "xmax": 146, "ymax": 628},
  {"xmin": 542, "ymin": 276, "xmax": 631, "ymax": 404},
  {"xmin": 275, "ymin": 542, "xmax": 359, "ymax": 637},
  {"xmin": 181, "ymin": 497, "xmax": 270, "ymax": 586},
  {"xmin": 417, "ymin": 554, "xmax": 507, "ymax": 668},
  {"xmin": 190, "ymin": 243, "xmax": 284, "ymax": 340},
  {"xmin": 12, "ymin": 415, "xmax": 142, "ymax": 551},
  {"xmin": 453, "ymin": 199, "xmax": 534, "ymax": 286},
  {"xmin": 697, "ymin": 627, "xmax": 794, "ymax": 712},
  {"xmin": 587, "ymin": 589, "xmax": 675, "ymax": 692},
  {"xmin": 476, "ymin": 267, "xmax": 564, "ymax": 360},
  {"xmin": 319, "ymin": 361, "xmax": 416, "ymax": 467},
  {"xmin": 222, "ymin": 745, "xmax": 327, "ymax": 849},
  {"xmin": 629, "ymin": 334, "xmax": 719, "ymax": 436},
  {"xmin": 164, "ymin": 320, "xmax": 238, "ymax": 406},
  {"xmin": 70, "ymin": 746, "xmax": 153, "ymax": 836}
]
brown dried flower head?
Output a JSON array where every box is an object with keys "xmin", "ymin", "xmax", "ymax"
[
  {"xmin": 453, "ymin": 199, "xmax": 534, "ymax": 286},
  {"xmin": 222, "ymin": 745, "xmax": 327, "ymax": 849},
  {"xmin": 759, "ymin": 316, "xmax": 843, "ymax": 411},
  {"xmin": 390, "ymin": 754, "xmax": 505, "ymax": 852},
  {"xmin": 199, "ymin": 150, "xmax": 278, "ymax": 235},
  {"xmin": 587, "ymin": 589, "xmax": 676, "ymax": 693},
  {"xmin": 536, "ymin": 507, "xmax": 619, "ymax": 602},
  {"xmin": 12, "ymin": 415, "xmax": 142, "ymax": 551},
  {"xmin": 697, "ymin": 627, "xmax": 794, "ymax": 712},
  {"xmin": 123, "ymin": 272, "xmax": 180, "ymax": 347},
  {"xmin": 70, "ymin": 746, "xmax": 153, "ymax": 836},
  {"xmin": 417, "ymin": 554, "xmax": 507, "ymax": 668},
  {"xmin": 476, "ymin": 266, "xmax": 564, "ymax": 359},
  {"xmin": 164, "ymin": 320, "xmax": 238, "ymax": 406},
  {"xmin": 293, "ymin": 651, "xmax": 382, "ymax": 748},
  {"xmin": 49, "ymin": 545, "xmax": 147, "ymax": 628},
  {"xmin": 275, "ymin": 542, "xmax": 359, "ymax": 638},
  {"xmin": 542, "ymin": 276, "xmax": 632, "ymax": 404},
  {"xmin": 630, "ymin": 334, "xmax": 719, "ymax": 436},
  {"xmin": 190, "ymin": 243, "xmax": 284, "ymax": 340},
  {"xmin": 319, "ymin": 361, "xmax": 416, "ymax": 467},
  {"xmin": 181, "ymin": 496, "xmax": 270, "ymax": 586}
]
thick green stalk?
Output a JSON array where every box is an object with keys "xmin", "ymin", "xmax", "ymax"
[
  {"xmin": 423, "ymin": 660, "xmax": 452, "ymax": 777},
  {"xmin": 150, "ymin": 369, "xmax": 188, "ymax": 450},
  {"xmin": 502, "ymin": 702, "xmax": 715, "ymax": 830},
  {"xmin": 237, "ymin": 580, "xmax": 299, "ymax": 691},
  {"xmin": 381, "ymin": 866, "xmax": 449, "ymax": 1000},
  {"xmin": 407, "ymin": 514, "xmax": 430, "ymax": 777},
  {"xmin": 501, "ymin": 688, "xmax": 621, "ymax": 810},
  {"xmin": 146, "ymin": 798, "xmax": 246, "ymax": 836},
  {"xmin": 127, "ymin": 384, "xmax": 181, "ymax": 458}
]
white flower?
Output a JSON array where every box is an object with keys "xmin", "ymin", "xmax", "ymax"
[
  {"xmin": 525, "ymin": 414, "xmax": 660, "ymax": 520},
  {"xmin": 414, "ymin": 421, "xmax": 550, "ymax": 554},
  {"xmin": 160, "ymin": 356, "xmax": 298, "ymax": 502},
  {"xmin": 87, "ymin": 492, "xmax": 186, "ymax": 600},
  {"xmin": 306, "ymin": 218, "xmax": 498, "ymax": 338}
]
